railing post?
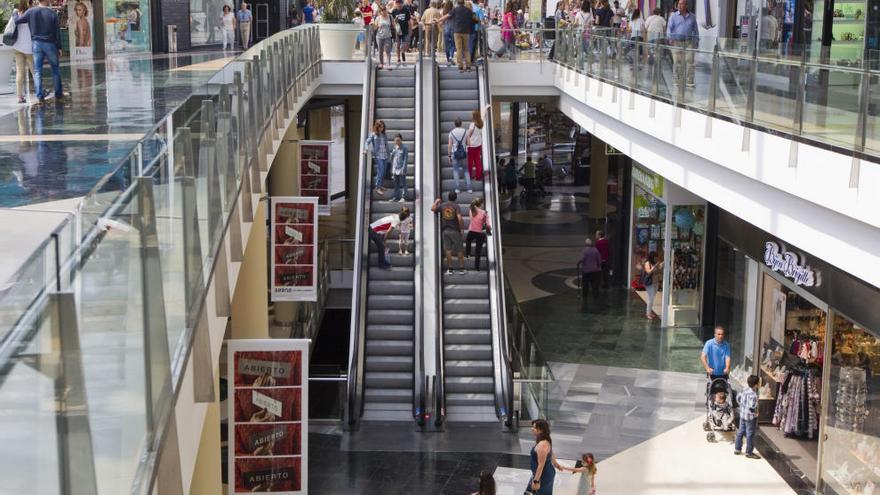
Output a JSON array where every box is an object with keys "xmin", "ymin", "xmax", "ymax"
[
  {"xmin": 677, "ymin": 44, "xmax": 686, "ymax": 104},
  {"xmin": 708, "ymin": 44, "xmax": 719, "ymax": 113},
  {"xmin": 178, "ymin": 127, "xmax": 205, "ymax": 315},
  {"xmin": 851, "ymin": 64, "xmax": 870, "ymax": 188},
  {"xmin": 630, "ymin": 40, "xmax": 639, "ymax": 109},
  {"xmin": 49, "ymin": 291, "xmax": 99, "ymax": 495}
]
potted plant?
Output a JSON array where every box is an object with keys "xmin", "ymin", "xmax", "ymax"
[
  {"xmin": 317, "ymin": 0, "xmax": 362, "ymax": 60},
  {"xmin": 0, "ymin": 3, "xmax": 15, "ymax": 96}
]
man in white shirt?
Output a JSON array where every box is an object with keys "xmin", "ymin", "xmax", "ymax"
[
  {"xmin": 369, "ymin": 208, "xmax": 410, "ymax": 268},
  {"xmin": 644, "ymin": 7, "xmax": 666, "ymax": 42}
]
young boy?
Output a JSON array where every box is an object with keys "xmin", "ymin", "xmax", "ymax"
[{"xmin": 734, "ymin": 374, "xmax": 760, "ymax": 459}]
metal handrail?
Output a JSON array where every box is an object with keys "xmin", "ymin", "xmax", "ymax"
[
  {"xmin": 479, "ymin": 34, "xmax": 515, "ymax": 428},
  {"xmin": 430, "ymin": 44, "xmax": 447, "ymax": 428},
  {"xmin": 413, "ymin": 35, "xmax": 426, "ymax": 426},
  {"xmin": 345, "ymin": 25, "xmax": 375, "ymax": 429}
]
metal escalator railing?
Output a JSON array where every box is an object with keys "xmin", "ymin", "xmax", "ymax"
[
  {"xmin": 429, "ymin": 45, "xmax": 447, "ymax": 428},
  {"xmin": 413, "ymin": 36, "xmax": 427, "ymax": 426},
  {"xmin": 345, "ymin": 26, "xmax": 375, "ymax": 430},
  {"xmin": 478, "ymin": 37, "xmax": 515, "ymax": 428}
]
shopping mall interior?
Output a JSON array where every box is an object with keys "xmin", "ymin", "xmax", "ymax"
[{"xmin": 0, "ymin": 6, "xmax": 879, "ymax": 495}]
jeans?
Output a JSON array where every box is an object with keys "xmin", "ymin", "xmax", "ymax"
[
  {"xmin": 374, "ymin": 157, "xmax": 388, "ymax": 188},
  {"xmin": 392, "ymin": 173, "xmax": 407, "ymax": 200},
  {"xmin": 368, "ymin": 229, "xmax": 390, "ymax": 268},
  {"xmin": 377, "ymin": 36, "xmax": 392, "ymax": 66},
  {"xmin": 645, "ymin": 283, "xmax": 657, "ymax": 316},
  {"xmin": 581, "ymin": 271, "xmax": 600, "ymax": 299},
  {"xmin": 735, "ymin": 417, "xmax": 757, "ymax": 454},
  {"xmin": 32, "ymin": 40, "xmax": 62, "ymax": 99},
  {"xmin": 451, "ymin": 157, "xmax": 471, "ymax": 191},
  {"xmin": 444, "ymin": 28, "xmax": 455, "ymax": 63}
]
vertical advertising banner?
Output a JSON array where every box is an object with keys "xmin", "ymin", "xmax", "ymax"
[
  {"xmin": 299, "ymin": 141, "xmax": 331, "ymax": 216},
  {"xmin": 68, "ymin": 0, "xmax": 94, "ymax": 59},
  {"xmin": 271, "ymin": 197, "xmax": 318, "ymax": 302},
  {"xmin": 228, "ymin": 339, "xmax": 309, "ymax": 495}
]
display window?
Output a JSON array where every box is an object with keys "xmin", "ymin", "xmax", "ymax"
[
  {"xmin": 820, "ymin": 314, "xmax": 880, "ymax": 495},
  {"xmin": 667, "ymin": 205, "xmax": 705, "ymax": 326},
  {"xmin": 104, "ymin": 0, "xmax": 150, "ymax": 53},
  {"xmin": 190, "ymin": 0, "xmax": 228, "ymax": 46}
]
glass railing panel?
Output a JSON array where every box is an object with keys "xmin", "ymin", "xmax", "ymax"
[
  {"xmin": 866, "ymin": 74, "xmax": 880, "ymax": 155},
  {"xmin": 714, "ymin": 52, "xmax": 752, "ymax": 122},
  {"xmin": 802, "ymin": 65, "xmax": 861, "ymax": 149},
  {"xmin": 77, "ymin": 185, "xmax": 149, "ymax": 494},
  {"xmin": 0, "ymin": 302, "xmax": 62, "ymax": 495},
  {"xmin": 752, "ymin": 59, "xmax": 800, "ymax": 133}
]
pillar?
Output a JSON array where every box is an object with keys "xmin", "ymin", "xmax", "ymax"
[
  {"xmin": 308, "ymin": 107, "xmax": 332, "ymax": 140},
  {"xmin": 187, "ymin": 370, "xmax": 221, "ymax": 495},
  {"xmin": 231, "ymin": 200, "xmax": 269, "ymax": 339},
  {"xmin": 589, "ymin": 135, "xmax": 609, "ymax": 221},
  {"xmin": 267, "ymin": 124, "xmax": 304, "ymax": 327}
]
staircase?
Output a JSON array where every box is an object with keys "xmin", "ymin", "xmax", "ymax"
[
  {"xmin": 437, "ymin": 66, "xmax": 496, "ymax": 422},
  {"xmin": 362, "ymin": 67, "xmax": 417, "ymax": 421}
]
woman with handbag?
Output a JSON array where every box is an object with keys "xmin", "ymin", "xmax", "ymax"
[
  {"xmin": 528, "ymin": 419, "xmax": 563, "ymax": 494},
  {"xmin": 6, "ymin": 0, "xmax": 35, "ymax": 103},
  {"xmin": 642, "ymin": 251, "xmax": 661, "ymax": 320}
]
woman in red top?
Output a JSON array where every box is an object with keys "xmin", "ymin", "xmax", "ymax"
[
  {"xmin": 360, "ymin": 0, "xmax": 374, "ymax": 28},
  {"xmin": 465, "ymin": 198, "xmax": 491, "ymax": 271}
]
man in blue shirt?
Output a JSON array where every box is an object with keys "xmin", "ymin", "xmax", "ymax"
[
  {"xmin": 237, "ymin": 3, "xmax": 253, "ymax": 49},
  {"xmin": 16, "ymin": 0, "xmax": 63, "ymax": 102},
  {"xmin": 701, "ymin": 326, "xmax": 730, "ymax": 378},
  {"xmin": 666, "ymin": 0, "xmax": 699, "ymax": 87},
  {"xmin": 302, "ymin": 0, "xmax": 316, "ymax": 23}
]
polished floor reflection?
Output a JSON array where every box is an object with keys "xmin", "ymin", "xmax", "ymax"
[{"xmin": 0, "ymin": 52, "xmax": 230, "ymax": 208}]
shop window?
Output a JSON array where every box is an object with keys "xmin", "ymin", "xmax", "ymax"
[
  {"xmin": 630, "ymin": 184, "xmax": 665, "ymax": 315},
  {"xmin": 820, "ymin": 314, "xmax": 880, "ymax": 495},
  {"xmin": 191, "ymin": 0, "xmax": 228, "ymax": 46},
  {"xmin": 667, "ymin": 205, "xmax": 705, "ymax": 326},
  {"xmin": 718, "ymin": 242, "xmax": 752, "ymax": 387}
]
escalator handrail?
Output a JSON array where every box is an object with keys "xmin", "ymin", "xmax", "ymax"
[
  {"xmin": 345, "ymin": 26, "xmax": 376, "ymax": 428},
  {"xmin": 478, "ymin": 37, "xmax": 515, "ymax": 426},
  {"xmin": 431, "ymin": 45, "xmax": 447, "ymax": 427},
  {"xmin": 413, "ymin": 37, "xmax": 425, "ymax": 424}
]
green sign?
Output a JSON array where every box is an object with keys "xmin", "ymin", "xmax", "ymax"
[
  {"xmin": 605, "ymin": 144, "xmax": 622, "ymax": 155},
  {"xmin": 632, "ymin": 164, "xmax": 664, "ymax": 197}
]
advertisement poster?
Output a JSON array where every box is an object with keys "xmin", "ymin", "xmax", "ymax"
[
  {"xmin": 67, "ymin": 0, "xmax": 94, "ymax": 59},
  {"xmin": 104, "ymin": 0, "xmax": 150, "ymax": 53},
  {"xmin": 228, "ymin": 339, "xmax": 309, "ymax": 495},
  {"xmin": 299, "ymin": 141, "xmax": 331, "ymax": 216},
  {"xmin": 271, "ymin": 197, "xmax": 318, "ymax": 302}
]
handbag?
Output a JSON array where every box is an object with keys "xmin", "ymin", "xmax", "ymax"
[{"xmin": 3, "ymin": 16, "xmax": 18, "ymax": 46}]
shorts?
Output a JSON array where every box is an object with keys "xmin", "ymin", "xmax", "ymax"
[{"xmin": 442, "ymin": 228, "xmax": 463, "ymax": 253}]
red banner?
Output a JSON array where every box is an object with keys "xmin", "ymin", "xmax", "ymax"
[
  {"xmin": 300, "ymin": 141, "xmax": 331, "ymax": 216},
  {"xmin": 271, "ymin": 197, "xmax": 318, "ymax": 302}
]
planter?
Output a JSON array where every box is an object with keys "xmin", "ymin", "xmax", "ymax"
[
  {"xmin": 318, "ymin": 24, "xmax": 362, "ymax": 61},
  {"xmin": 0, "ymin": 45, "xmax": 15, "ymax": 95}
]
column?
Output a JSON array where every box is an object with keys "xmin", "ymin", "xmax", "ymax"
[
  {"xmin": 589, "ymin": 135, "xmax": 609, "ymax": 221},
  {"xmin": 187, "ymin": 370, "xmax": 221, "ymax": 495},
  {"xmin": 231, "ymin": 199, "xmax": 269, "ymax": 339}
]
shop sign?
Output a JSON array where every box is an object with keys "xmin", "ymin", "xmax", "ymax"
[
  {"xmin": 632, "ymin": 165, "xmax": 664, "ymax": 197},
  {"xmin": 271, "ymin": 197, "xmax": 318, "ymax": 302},
  {"xmin": 299, "ymin": 141, "xmax": 332, "ymax": 216},
  {"xmin": 228, "ymin": 339, "xmax": 309, "ymax": 494},
  {"xmin": 605, "ymin": 144, "xmax": 622, "ymax": 155},
  {"xmin": 763, "ymin": 241, "xmax": 817, "ymax": 287},
  {"xmin": 68, "ymin": 0, "xmax": 94, "ymax": 60}
]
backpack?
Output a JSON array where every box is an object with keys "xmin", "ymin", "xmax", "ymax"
[{"xmin": 452, "ymin": 131, "xmax": 467, "ymax": 160}]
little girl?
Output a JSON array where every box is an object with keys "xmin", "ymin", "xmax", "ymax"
[
  {"xmin": 398, "ymin": 211, "xmax": 413, "ymax": 255},
  {"xmin": 564, "ymin": 452, "xmax": 597, "ymax": 495}
]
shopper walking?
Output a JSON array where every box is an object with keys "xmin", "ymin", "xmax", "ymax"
[
  {"xmin": 364, "ymin": 119, "xmax": 391, "ymax": 194},
  {"xmin": 433, "ymin": 193, "xmax": 467, "ymax": 274},
  {"xmin": 700, "ymin": 326, "xmax": 731, "ymax": 379},
  {"xmin": 734, "ymin": 374, "xmax": 761, "ymax": 459},
  {"xmin": 666, "ymin": 0, "xmax": 698, "ymax": 87},
  {"xmin": 578, "ymin": 238, "xmax": 602, "ymax": 300},
  {"xmin": 595, "ymin": 230, "xmax": 610, "ymax": 288},
  {"xmin": 562, "ymin": 453, "xmax": 597, "ymax": 495},
  {"xmin": 500, "ymin": 1, "xmax": 517, "ymax": 59},
  {"xmin": 448, "ymin": 117, "xmax": 473, "ymax": 193},
  {"xmin": 465, "ymin": 198, "xmax": 491, "ymax": 271},
  {"xmin": 237, "ymin": 2, "xmax": 252, "ymax": 48},
  {"xmin": 464, "ymin": 107, "xmax": 487, "ymax": 181},
  {"xmin": 527, "ymin": 419, "xmax": 564, "ymax": 495},
  {"xmin": 372, "ymin": 6, "xmax": 394, "ymax": 68},
  {"xmin": 503, "ymin": 157, "xmax": 518, "ymax": 194},
  {"xmin": 641, "ymin": 251, "xmax": 661, "ymax": 319},
  {"xmin": 15, "ymin": 0, "xmax": 62, "ymax": 103},
  {"xmin": 421, "ymin": 1, "xmax": 442, "ymax": 54},
  {"xmin": 302, "ymin": 0, "xmax": 316, "ymax": 23},
  {"xmin": 441, "ymin": 0, "xmax": 455, "ymax": 64},
  {"xmin": 390, "ymin": 133, "xmax": 409, "ymax": 202},
  {"xmin": 220, "ymin": 5, "xmax": 236, "ymax": 50},
  {"xmin": 439, "ymin": 0, "xmax": 477, "ymax": 71},
  {"xmin": 369, "ymin": 207, "xmax": 410, "ymax": 269},
  {"xmin": 8, "ymin": 0, "xmax": 35, "ymax": 104},
  {"xmin": 625, "ymin": 8, "xmax": 644, "ymax": 62},
  {"xmin": 391, "ymin": 0, "xmax": 414, "ymax": 64}
]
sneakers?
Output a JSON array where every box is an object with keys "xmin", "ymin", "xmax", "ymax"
[
  {"xmin": 733, "ymin": 451, "xmax": 742, "ymax": 456},
  {"xmin": 459, "ymin": 268, "xmax": 466, "ymax": 275},
  {"xmin": 446, "ymin": 269, "xmax": 454, "ymax": 275},
  {"xmin": 455, "ymin": 188, "xmax": 461, "ymax": 194},
  {"xmin": 745, "ymin": 453, "xmax": 760, "ymax": 459},
  {"xmin": 397, "ymin": 198, "xmax": 406, "ymax": 203},
  {"xmin": 467, "ymin": 189, "xmax": 473, "ymax": 193}
]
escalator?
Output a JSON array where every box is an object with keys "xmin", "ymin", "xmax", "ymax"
[
  {"xmin": 435, "ymin": 65, "xmax": 511, "ymax": 424},
  {"xmin": 347, "ymin": 55, "xmax": 424, "ymax": 425}
]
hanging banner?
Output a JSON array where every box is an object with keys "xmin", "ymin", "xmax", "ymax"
[
  {"xmin": 299, "ymin": 141, "xmax": 331, "ymax": 216},
  {"xmin": 67, "ymin": 0, "xmax": 94, "ymax": 59},
  {"xmin": 228, "ymin": 339, "xmax": 309, "ymax": 495},
  {"xmin": 271, "ymin": 197, "xmax": 318, "ymax": 302}
]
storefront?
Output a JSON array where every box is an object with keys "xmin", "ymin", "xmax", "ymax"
[
  {"xmin": 628, "ymin": 163, "xmax": 707, "ymax": 326},
  {"xmin": 713, "ymin": 209, "xmax": 880, "ymax": 494}
]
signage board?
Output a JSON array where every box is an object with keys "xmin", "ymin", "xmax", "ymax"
[
  {"xmin": 632, "ymin": 164, "xmax": 665, "ymax": 198},
  {"xmin": 228, "ymin": 339, "xmax": 309, "ymax": 495},
  {"xmin": 271, "ymin": 197, "xmax": 318, "ymax": 302},
  {"xmin": 763, "ymin": 241, "xmax": 817, "ymax": 287},
  {"xmin": 299, "ymin": 141, "xmax": 331, "ymax": 216}
]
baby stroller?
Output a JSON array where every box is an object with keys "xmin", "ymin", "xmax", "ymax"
[{"xmin": 702, "ymin": 375, "xmax": 737, "ymax": 442}]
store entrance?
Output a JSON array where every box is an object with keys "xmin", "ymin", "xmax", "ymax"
[{"xmin": 757, "ymin": 271, "xmax": 827, "ymax": 485}]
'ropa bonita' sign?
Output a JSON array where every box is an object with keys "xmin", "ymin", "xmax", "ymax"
[{"xmin": 763, "ymin": 242, "xmax": 816, "ymax": 287}]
